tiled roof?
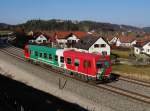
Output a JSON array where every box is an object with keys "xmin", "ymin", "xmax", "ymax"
[
  {"xmin": 74, "ymin": 35, "xmax": 101, "ymax": 50},
  {"xmin": 54, "ymin": 31, "xmax": 87, "ymax": 39},
  {"xmin": 118, "ymin": 36, "xmax": 136, "ymax": 43},
  {"xmin": 135, "ymin": 40, "xmax": 150, "ymax": 47},
  {"xmin": 73, "ymin": 31, "xmax": 88, "ymax": 39},
  {"xmin": 105, "ymin": 35, "xmax": 114, "ymax": 41}
]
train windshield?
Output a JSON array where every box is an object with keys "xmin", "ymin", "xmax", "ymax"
[{"xmin": 96, "ymin": 61, "xmax": 109, "ymax": 68}]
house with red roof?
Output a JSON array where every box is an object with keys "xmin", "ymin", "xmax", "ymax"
[
  {"xmin": 54, "ymin": 31, "xmax": 87, "ymax": 48},
  {"xmin": 134, "ymin": 40, "xmax": 150, "ymax": 55},
  {"xmin": 28, "ymin": 32, "xmax": 51, "ymax": 44},
  {"xmin": 107, "ymin": 36, "xmax": 118, "ymax": 45},
  {"xmin": 114, "ymin": 36, "xmax": 137, "ymax": 47}
]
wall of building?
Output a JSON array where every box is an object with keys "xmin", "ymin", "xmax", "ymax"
[
  {"xmin": 89, "ymin": 38, "xmax": 110, "ymax": 55},
  {"xmin": 143, "ymin": 43, "xmax": 150, "ymax": 55}
]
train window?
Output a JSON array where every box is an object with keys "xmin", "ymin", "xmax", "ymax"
[
  {"xmin": 49, "ymin": 54, "xmax": 52, "ymax": 60},
  {"xmin": 74, "ymin": 58, "xmax": 80, "ymax": 66},
  {"xmin": 44, "ymin": 53, "xmax": 47, "ymax": 58},
  {"xmin": 60, "ymin": 56, "xmax": 64, "ymax": 63},
  {"xmin": 104, "ymin": 61, "xmax": 110, "ymax": 68},
  {"xmin": 67, "ymin": 58, "xmax": 72, "ymax": 64},
  {"xmin": 54, "ymin": 55, "xmax": 58, "ymax": 61},
  {"xmin": 83, "ymin": 60, "xmax": 91, "ymax": 68},
  {"xmin": 35, "ymin": 51, "xmax": 38, "ymax": 56},
  {"xmin": 30, "ymin": 50, "xmax": 32, "ymax": 54},
  {"xmin": 39, "ymin": 53, "xmax": 42, "ymax": 57},
  {"xmin": 96, "ymin": 62, "xmax": 103, "ymax": 68}
]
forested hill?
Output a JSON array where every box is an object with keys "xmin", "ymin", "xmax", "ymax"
[
  {"xmin": 0, "ymin": 23, "xmax": 14, "ymax": 30},
  {"xmin": 0, "ymin": 19, "xmax": 144, "ymax": 32},
  {"xmin": 143, "ymin": 27, "xmax": 150, "ymax": 32}
]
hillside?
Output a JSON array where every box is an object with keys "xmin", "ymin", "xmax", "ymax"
[
  {"xmin": 0, "ymin": 19, "xmax": 144, "ymax": 33},
  {"xmin": 0, "ymin": 23, "xmax": 14, "ymax": 30},
  {"xmin": 143, "ymin": 27, "xmax": 150, "ymax": 32}
]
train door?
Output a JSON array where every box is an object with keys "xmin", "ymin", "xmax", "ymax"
[
  {"xmin": 96, "ymin": 61, "xmax": 106, "ymax": 80},
  {"xmin": 83, "ymin": 60, "xmax": 91, "ymax": 75},
  {"xmin": 56, "ymin": 49, "xmax": 65, "ymax": 68}
]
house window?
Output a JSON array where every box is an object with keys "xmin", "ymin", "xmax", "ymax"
[
  {"xmin": 67, "ymin": 40, "xmax": 71, "ymax": 43},
  {"xmin": 35, "ymin": 51, "xmax": 38, "ymax": 56},
  {"xmin": 38, "ymin": 40, "xmax": 42, "ymax": 43},
  {"xmin": 100, "ymin": 44, "xmax": 106, "ymax": 47},
  {"xmin": 102, "ymin": 51, "xmax": 107, "ymax": 55},
  {"xmin": 43, "ymin": 40, "xmax": 47, "ymax": 43},
  {"xmin": 39, "ymin": 53, "xmax": 42, "ymax": 57},
  {"xmin": 72, "ymin": 40, "xmax": 76, "ymax": 43},
  {"xmin": 94, "ymin": 44, "xmax": 99, "ymax": 48},
  {"xmin": 44, "ymin": 53, "xmax": 47, "ymax": 58},
  {"xmin": 147, "ymin": 49, "xmax": 150, "ymax": 52},
  {"xmin": 74, "ymin": 58, "xmax": 80, "ymax": 66},
  {"xmin": 49, "ymin": 54, "xmax": 52, "ymax": 60},
  {"xmin": 67, "ymin": 58, "xmax": 72, "ymax": 64},
  {"xmin": 54, "ymin": 55, "xmax": 58, "ymax": 61},
  {"xmin": 136, "ymin": 49, "xmax": 139, "ymax": 52},
  {"xmin": 83, "ymin": 60, "xmax": 91, "ymax": 68},
  {"xmin": 60, "ymin": 56, "xmax": 64, "ymax": 63}
]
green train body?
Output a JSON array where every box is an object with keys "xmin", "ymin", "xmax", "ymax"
[{"xmin": 29, "ymin": 45, "xmax": 59, "ymax": 66}]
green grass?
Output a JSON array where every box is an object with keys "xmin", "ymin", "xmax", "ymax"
[
  {"xmin": 0, "ymin": 30, "xmax": 12, "ymax": 35},
  {"xmin": 112, "ymin": 64, "xmax": 150, "ymax": 80},
  {"xmin": 111, "ymin": 50, "xmax": 131, "ymax": 59}
]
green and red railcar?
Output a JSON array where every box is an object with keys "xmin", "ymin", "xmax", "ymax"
[{"xmin": 24, "ymin": 45, "xmax": 112, "ymax": 81}]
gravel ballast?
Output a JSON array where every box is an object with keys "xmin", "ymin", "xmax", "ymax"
[{"xmin": 0, "ymin": 51, "xmax": 150, "ymax": 111}]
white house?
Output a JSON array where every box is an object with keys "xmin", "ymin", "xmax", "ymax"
[
  {"xmin": 134, "ymin": 41, "xmax": 150, "ymax": 55},
  {"xmin": 108, "ymin": 36, "xmax": 118, "ymax": 44},
  {"xmin": 55, "ymin": 33, "xmax": 79, "ymax": 48},
  {"xmin": 107, "ymin": 36, "xmax": 136, "ymax": 47},
  {"xmin": 116, "ymin": 36, "xmax": 137, "ymax": 47},
  {"xmin": 54, "ymin": 31, "xmax": 87, "ymax": 48},
  {"xmin": 74, "ymin": 35, "xmax": 110, "ymax": 55},
  {"xmin": 56, "ymin": 34, "xmax": 79, "ymax": 48},
  {"xmin": 67, "ymin": 35, "xmax": 80, "ymax": 43},
  {"xmin": 29, "ymin": 34, "xmax": 48, "ymax": 44}
]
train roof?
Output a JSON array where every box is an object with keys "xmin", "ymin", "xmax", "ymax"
[
  {"xmin": 64, "ymin": 50, "xmax": 100, "ymax": 57},
  {"xmin": 28, "ymin": 44, "xmax": 57, "ymax": 52}
]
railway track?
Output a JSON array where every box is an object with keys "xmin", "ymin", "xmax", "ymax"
[
  {"xmin": 0, "ymin": 45, "xmax": 150, "ymax": 104},
  {"xmin": 119, "ymin": 76, "xmax": 150, "ymax": 87}
]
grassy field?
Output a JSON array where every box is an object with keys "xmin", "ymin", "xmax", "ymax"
[
  {"xmin": 111, "ymin": 50, "xmax": 132, "ymax": 59},
  {"xmin": 0, "ymin": 30, "xmax": 12, "ymax": 35},
  {"xmin": 112, "ymin": 64, "xmax": 150, "ymax": 81}
]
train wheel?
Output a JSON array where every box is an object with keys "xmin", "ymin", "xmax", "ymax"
[{"xmin": 85, "ymin": 76, "xmax": 89, "ymax": 82}]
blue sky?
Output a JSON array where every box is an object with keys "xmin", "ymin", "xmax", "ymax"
[{"xmin": 0, "ymin": 0, "xmax": 150, "ymax": 27}]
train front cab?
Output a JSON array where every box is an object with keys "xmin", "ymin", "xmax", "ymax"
[{"xmin": 95, "ymin": 56, "xmax": 112, "ymax": 81}]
